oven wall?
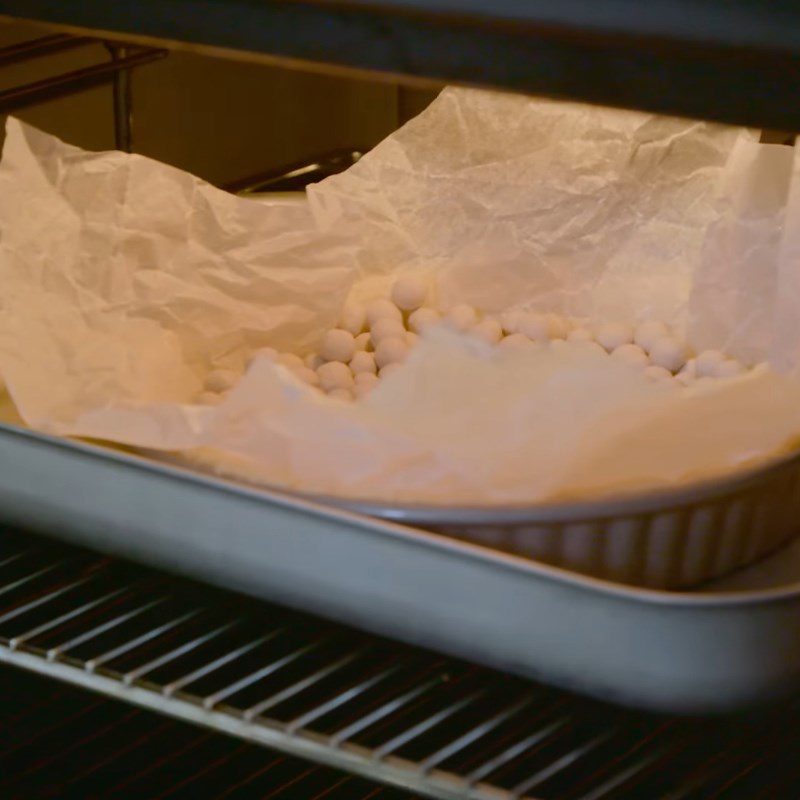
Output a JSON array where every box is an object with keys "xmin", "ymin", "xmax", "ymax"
[{"xmin": 0, "ymin": 19, "xmax": 439, "ymax": 186}]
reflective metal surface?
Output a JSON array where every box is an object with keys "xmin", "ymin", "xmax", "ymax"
[{"xmin": 0, "ymin": 421, "xmax": 800, "ymax": 711}]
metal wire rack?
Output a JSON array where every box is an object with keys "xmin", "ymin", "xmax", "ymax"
[
  {"xmin": 0, "ymin": 663, "xmax": 418, "ymax": 799},
  {"xmin": 2, "ymin": 527, "xmax": 800, "ymax": 799},
  {"xmin": 0, "ymin": 32, "xmax": 166, "ymax": 150}
]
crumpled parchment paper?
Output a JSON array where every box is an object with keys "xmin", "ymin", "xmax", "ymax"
[
  {"xmin": 0, "ymin": 118, "xmax": 356, "ymax": 431},
  {"xmin": 2, "ymin": 87, "xmax": 800, "ymax": 505}
]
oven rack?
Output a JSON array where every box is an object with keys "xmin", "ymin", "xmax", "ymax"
[
  {"xmin": 1, "ymin": 526, "xmax": 799, "ymax": 800},
  {"xmin": 0, "ymin": 663, "xmax": 415, "ymax": 799},
  {"xmin": 0, "ymin": 32, "xmax": 166, "ymax": 150}
]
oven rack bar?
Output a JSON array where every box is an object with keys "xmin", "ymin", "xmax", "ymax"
[{"xmin": 0, "ymin": 32, "xmax": 94, "ymax": 66}]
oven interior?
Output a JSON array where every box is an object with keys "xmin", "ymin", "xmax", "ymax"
[{"xmin": 1, "ymin": 8, "xmax": 800, "ymax": 799}]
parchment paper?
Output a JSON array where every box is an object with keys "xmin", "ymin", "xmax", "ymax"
[
  {"xmin": 2, "ymin": 87, "xmax": 800, "ymax": 504},
  {"xmin": 0, "ymin": 118, "xmax": 356, "ymax": 434}
]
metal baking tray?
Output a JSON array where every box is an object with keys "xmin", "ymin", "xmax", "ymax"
[
  {"xmin": 1, "ymin": 421, "xmax": 800, "ymax": 713},
  {"xmin": 278, "ymin": 451, "xmax": 800, "ymax": 591}
]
